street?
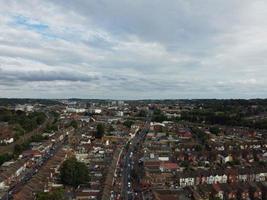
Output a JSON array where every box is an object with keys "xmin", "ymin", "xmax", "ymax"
[{"xmin": 121, "ymin": 121, "xmax": 149, "ymax": 200}]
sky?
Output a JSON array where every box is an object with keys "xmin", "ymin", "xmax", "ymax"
[{"xmin": 0, "ymin": 0, "xmax": 267, "ymax": 99}]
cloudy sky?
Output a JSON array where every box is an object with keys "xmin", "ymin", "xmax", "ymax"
[{"xmin": 0, "ymin": 0, "xmax": 266, "ymax": 99}]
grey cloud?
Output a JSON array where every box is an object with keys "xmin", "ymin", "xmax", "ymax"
[
  {"xmin": 0, "ymin": 68, "xmax": 97, "ymax": 83},
  {"xmin": 83, "ymin": 35, "xmax": 117, "ymax": 51},
  {"xmin": 49, "ymin": 0, "xmax": 239, "ymax": 51}
]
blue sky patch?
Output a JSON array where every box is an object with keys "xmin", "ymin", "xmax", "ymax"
[
  {"xmin": 13, "ymin": 15, "xmax": 48, "ymax": 31},
  {"xmin": 10, "ymin": 15, "xmax": 58, "ymax": 39}
]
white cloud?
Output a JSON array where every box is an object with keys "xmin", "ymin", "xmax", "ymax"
[{"xmin": 0, "ymin": 0, "xmax": 266, "ymax": 99}]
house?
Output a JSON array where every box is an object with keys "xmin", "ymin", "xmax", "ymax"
[
  {"xmin": 15, "ymin": 104, "xmax": 34, "ymax": 112},
  {"xmin": 146, "ymin": 172, "xmax": 173, "ymax": 187},
  {"xmin": 0, "ymin": 137, "xmax": 14, "ymax": 144},
  {"xmin": 221, "ymin": 174, "xmax": 228, "ymax": 184},
  {"xmin": 158, "ymin": 156, "xmax": 169, "ymax": 162},
  {"xmin": 159, "ymin": 162, "xmax": 178, "ymax": 172},
  {"xmin": 177, "ymin": 129, "xmax": 192, "ymax": 139},
  {"xmin": 0, "ymin": 125, "xmax": 14, "ymax": 145},
  {"xmin": 255, "ymin": 172, "xmax": 266, "ymax": 182},
  {"xmin": 144, "ymin": 160, "xmax": 161, "ymax": 171},
  {"xmin": 212, "ymin": 184, "xmax": 224, "ymax": 199},
  {"xmin": 207, "ymin": 175, "xmax": 216, "ymax": 184},
  {"xmin": 223, "ymin": 184, "xmax": 239, "ymax": 200},
  {"xmin": 237, "ymin": 184, "xmax": 250, "ymax": 200},
  {"xmin": 227, "ymin": 169, "xmax": 238, "ymax": 183},
  {"xmin": 0, "ymin": 159, "xmax": 28, "ymax": 189},
  {"xmin": 258, "ymin": 182, "xmax": 267, "ymax": 200},
  {"xmin": 179, "ymin": 174, "xmax": 195, "ymax": 187},
  {"xmin": 224, "ymin": 154, "xmax": 233, "ymax": 163},
  {"xmin": 153, "ymin": 189, "xmax": 190, "ymax": 200},
  {"xmin": 22, "ymin": 150, "xmax": 42, "ymax": 158},
  {"xmin": 80, "ymin": 116, "xmax": 91, "ymax": 123},
  {"xmin": 75, "ymin": 189, "xmax": 100, "ymax": 200},
  {"xmin": 150, "ymin": 122, "xmax": 165, "ymax": 132},
  {"xmin": 238, "ymin": 168, "xmax": 250, "ymax": 182},
  {"xmin": 249, "ymin": 183, "xmax": 262, "ymax": 200},
  {"xmin": 66, "ymin": 107, "xmax": 86, "ymax": 113},
  {"xmin": 197, "ymin": 184, "xmax": 212, "ymax": 199},
  {"xmin": 0, "ymin": 176, "xmax": 8, "ymax": 190}
]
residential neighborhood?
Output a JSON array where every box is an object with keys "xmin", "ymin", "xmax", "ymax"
[{"xmin": 0, "ymin": 99, "xmax": 266, "ymax": 199}]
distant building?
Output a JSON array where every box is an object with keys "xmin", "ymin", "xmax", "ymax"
[
  {"xmin": 15, "ymin": 104, "xmax": 34, "ymax": 112},
  {"xmin": 0, "ymin": 137, "xmax": 14, "ymax": 145},
  {"xmin": 116, "ymin": 111, "xmax": 123, "ymax": 117},
  {"xmin": 66, "ymin": 107, "xmax": 86, "ymax": 113}
]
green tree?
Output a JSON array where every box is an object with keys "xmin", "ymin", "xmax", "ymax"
[
  {"xmin": 45, "ymin": 123, "xmax": 58, "ymax": 132},
  {"xmin": 13, "ymin": 124, "xmax": 25, "ymax": 135},
  {"xmin": 136, "ymin": 109, "xmax": 147, "ymax": 117},
  {"xmin": 69, "ymin": 120, "xmax": 78, "ymax": 129},
  {"xmin": 35, "ymin": 112, "xmax": 46, "ymax": 125},
  {"xmin": 123, "ymin": 120, "xmax": 134, "ymax": 128},
  {"xmin": 152, "ymin": 109, "xmax": 167, "ymax": 122},
  {"xmin": 95, "ymin": 123, "xmax": 105, "ymax": 139},
  {"xmin": 209, "ymin": 126, "xmax": 220, "ymax": 135},
  {"xmin": 60, "ymin": 157, "xmax": 89, "ymax": 187},
  {"xmin": 195, "ymin": 144, "xmax": 203, "ymax": 152},
  {"xmin": 108, "ymin": 125, "xmax": 115, "ymax": 133},
  {"xmin": 0, "ymin": 153, "xmax": 13, "ymax": 166},
  {"xmin": 14, "ymin": 144, "xmax": 23, "ymax": 157},
  {"xmin": 191, "ymin": 127, "xmax": 209, "ymax": 145},
  {"xmin": 30, "ymin": 134, "xmax": 46, "ymax": 143},
  {"xmin": 13, "ymin": 141, "xmax": 30, "ymax": 157}
]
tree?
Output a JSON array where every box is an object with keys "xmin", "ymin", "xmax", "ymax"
[
  {"xmin": 95, "ymin": 123, "xmax": 105, "ymax": 139},
  {"xmin": 13, "ymin": 124, "xmax": 25, "ymax": 136},
  {"xmin": 36, "ymin": 114, "xmax": 46, "ymax": 125},
  {"xmin": 195, "ymin": 144, "xmax": 203, "ymax": 152},
  {"xmin": 108, "ymin": 125, "xmax": 115, "ymax": 133},
  {"xmin": 30, "ymin": 134, "xmax": 46, "ymax": 143},
  {"xmin": 152, "ymin": 109, "xmax": 167, "ymax": 123},
  {"xmin": 191, "ymin": 127, "xmax": 209, "ymax": 145},
  {"xmin": 0, "ymin": 153, "xmax": 13, "ymax": 166},
  {"xmin": 14, "ymin": 144, "xmax": 23, "ymax": 157},
  {"xmin": 136, "ymin": 109, "xmax": 147, "ymax": 117},
  {"xmin": 13, "ymin": 141, "xmax": 30, "ymax": 157},
  {"xmin": 69, "ymin": 120, "xmax": 78, "ymax": 129},
  {"xmin": 45, "ymin": 123, "xmax": 58, "ymax": 132},
  {"xmin": 36, "ymin": 188, "xmax": 64, "ymax": 200},
  {"xmin": 209, "ymin": 126, "xmax": 220, "ymax": 135},
  {"xmin": 123, "ymin": 120, "xmax": 134, "ymax": 128},
  {"xmin": 60, "ymin": 157, "xmax": 89, "ymax": 187}
]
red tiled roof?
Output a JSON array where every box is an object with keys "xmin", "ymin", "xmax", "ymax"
[{"xmin": 160, "ymin": 162, "xmax": 178, "ymax": 170}]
